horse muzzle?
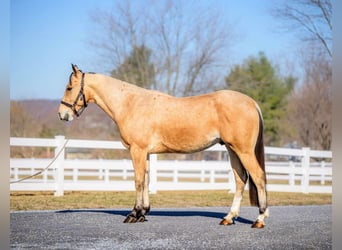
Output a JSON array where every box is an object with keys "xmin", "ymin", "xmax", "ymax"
[{"xmin": 58, "ymin": 111, "xmax": 74, "ymax": 121}]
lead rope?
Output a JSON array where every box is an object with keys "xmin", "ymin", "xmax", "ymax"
[{"xmin": 10, "ymin": 139, "xmax": 69, "ymax": 184}]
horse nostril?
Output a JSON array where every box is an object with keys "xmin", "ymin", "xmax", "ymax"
[{"xmin": 58, "ymin": 112, "xmax": 69, "ymax": 121}]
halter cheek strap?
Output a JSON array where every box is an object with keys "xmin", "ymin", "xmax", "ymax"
[{"xmin": 60, "ymin": 72, "xmax": 88, "ymax": 117}]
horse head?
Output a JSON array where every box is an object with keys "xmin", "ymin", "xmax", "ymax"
[{"xmin": 58, "ymin": 64, "xmax": 88, "ymax": 121}]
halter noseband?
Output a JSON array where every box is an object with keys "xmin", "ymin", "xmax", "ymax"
[{"xmin": 60, "ymin": 72, "xmax": 88, "ymax": 117}]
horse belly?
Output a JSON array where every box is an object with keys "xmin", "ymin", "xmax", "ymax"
[{"xmin": 156, "ymin": 123, "xmax": 221, "ymax": 154}]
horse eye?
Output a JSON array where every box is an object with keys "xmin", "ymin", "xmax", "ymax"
[{"xmin": 66, "ymin": 87, "xmax": 72, "ymax": 91}]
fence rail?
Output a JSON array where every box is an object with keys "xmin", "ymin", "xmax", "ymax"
[{"xmin": 10, "ymin": 136, "xmax": 332, "ymax": 196}]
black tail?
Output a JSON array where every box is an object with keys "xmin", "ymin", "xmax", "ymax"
[{"xmin": 248, "ymin": 107, "xmax": 266, "ymax": 207}]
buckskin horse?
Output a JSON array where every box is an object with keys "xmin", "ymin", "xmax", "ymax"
[{"xmin": 58, "ymin": 64, "xmax": 269, "ymax": 228}]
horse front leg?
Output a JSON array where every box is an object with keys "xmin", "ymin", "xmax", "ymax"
[
  {"xmin": 142, "ymin": 154, "xmax": 151, "ymax": 214},
  {"xmin": 123, "ymin": 146, "xmax": 150, "ymax": 223}
]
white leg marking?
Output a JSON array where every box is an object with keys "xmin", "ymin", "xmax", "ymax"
[
  {"xmin": 230, "ymin": 196, "xmax": 242, "ymax": 213},
  {"xmin": 257, "ymin": 208, "xmax": 270, "ymax": 223}
]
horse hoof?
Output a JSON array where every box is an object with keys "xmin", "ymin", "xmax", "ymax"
[
  {"xmin": 251, "ymin": 220, "xmax": 264, "ymax": 229},
  {"xmin": 219, "ymin": 219, "xmax": 233, "ymax": 226},
  {"xmin": 137, "ymin": 215, "xmax": 145, "ymax": 222},
  {"xmin": 123, "ymin": 216, "xmax": 137, "ymax": 223}
]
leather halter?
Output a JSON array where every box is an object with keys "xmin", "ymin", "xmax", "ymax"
[{"xmin": 60, "ymin": 72, "xmax": 88, "ymax": 117}]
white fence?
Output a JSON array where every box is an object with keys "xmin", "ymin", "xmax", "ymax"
[{"xmin": 10, "ymin": 136, "xmax": 332, "ymax": 196}]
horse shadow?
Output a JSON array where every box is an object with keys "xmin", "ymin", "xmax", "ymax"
[{"xmin": 56, "ymin": 209, "xmax": 253, "ymax": 225}]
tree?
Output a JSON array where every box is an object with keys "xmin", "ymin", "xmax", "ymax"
[
  {"xmin": 272, "ymin": 0, "xmax": 332, "ymax": 58},
  {"xmin": 39, "ymin": 124, "xmax": 56, "ymax": 138},
  {"xmin": 89, "ymin": 0, "xmax": 234, "ymax": 96},
  {"xmin": 287, "ymin": 49, "xmax": 331, "ymax": 150},
  {"xmin": 272, "ymin": 0, "xmax": 332, "ymax": 150},
  {"xmin": 10, "ymin": 101, "xmax": 40, "ymax": 157},
  {"xmin": 10, "ymin": 101, "xmax": 38, "ymax": 137},
  {"xmin": 111, "ymin": 45, "xmax": 156, "ymax": 89},
  {"xmin": 225, "ymin": 52, "xmax": 295, "ymax": 146}
]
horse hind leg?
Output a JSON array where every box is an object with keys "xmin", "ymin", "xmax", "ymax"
[
  {"xmin": 238, "ymin": 152, "xmax": 269, "ymax": 228},
  {"xmin": 220, "ymin": 148, "xmax": 248, "ymax": 226}
]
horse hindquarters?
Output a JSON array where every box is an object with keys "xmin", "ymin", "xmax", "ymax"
[
  {"xmin": 221, "ymin": 105, "xmax": 268, "ymax": 228},
  {"xmin": 238, "ymin": 109, "xmax": 268, "ymax": 228}
]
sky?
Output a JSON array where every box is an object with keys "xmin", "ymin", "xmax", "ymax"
[{"xmin": 10, "ymin": 0, "xmax": 299, "ymax": 100}]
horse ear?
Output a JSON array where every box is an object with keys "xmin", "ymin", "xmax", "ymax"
[{"xmin": 71, "ymin": 64, "xmax": 81, "ymax": 76}]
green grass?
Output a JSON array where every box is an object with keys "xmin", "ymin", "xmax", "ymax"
[{"xmin": 10, "ymin": 190, "xmax": 331, "ymax": 211}]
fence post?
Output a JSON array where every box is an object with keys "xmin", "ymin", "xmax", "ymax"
[
  {"xmin": 200, "ymin": 168, "xmax": 205, "ymax": 182},
  {"xmin": 320, "ymin": 161, "xmax": 326, "ymax": 185},
  {"xmin": 73, "ymin": 168, "xmax": 78, "ymax": 183},
  {"xmin": 301, "ymin": 147, "xmax": 310, "ymax": 194},
  {"xmin": 149, "ymin": 154, "xmax": 157, "ymax": 194},
  {"xmin": 54, "ymin": 135, "xmax": 66, "ymax": 197},
  {"xmin": 289, "ymin": 161, "xmax": 295, "ymax": 186},
  {"xmin": 105, "ymin": 167, "xmax": 109, "ymax": 183},
  {"xmin": 200, "ymin": 160, "xmax": 205, "ymax": 182},
  {"xmin": 210, "ymin": 170, "xmax": 215, "ymax": 183},
  {"xmin": 98, "ymin": 160, "xmax": 103, "ymax": 180},
  {"xmin": 173, "ymin": 168, "xmax": 178, "ymax": 183},
  {"xmin": 14, "ymin": 167, "xmax": 18, "ymax": 181}
]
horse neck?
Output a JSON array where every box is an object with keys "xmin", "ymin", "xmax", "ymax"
[{"xmin": 85, "ymin": 74, "xmax": 141, "ymax": 122}]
